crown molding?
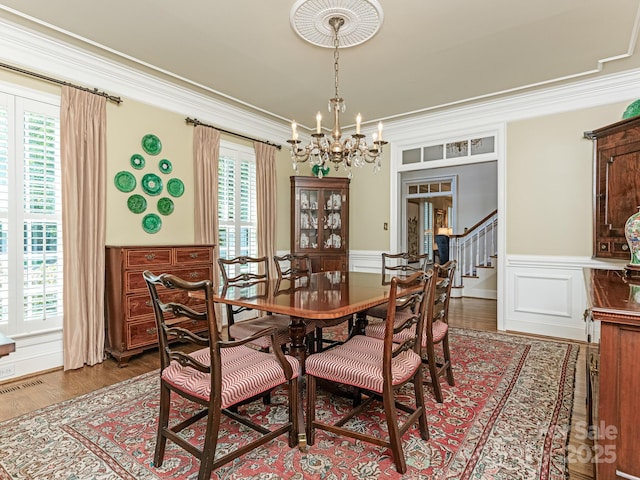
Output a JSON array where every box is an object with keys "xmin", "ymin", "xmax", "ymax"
[
  {"xmin": 2, "ymin": 15, "xmax": 640, "ymax": 148},
  {"xmin": 0, "ymin": 17, "xmax": 292, "ymax": 145},
  {"xmin": 384, "ymin": 68, "xmax": 640, "ymax": 144}
]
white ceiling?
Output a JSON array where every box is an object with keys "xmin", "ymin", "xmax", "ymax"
[{"xmin": 1, "ymin": 0, "xmax": 640, "ymax": 131}]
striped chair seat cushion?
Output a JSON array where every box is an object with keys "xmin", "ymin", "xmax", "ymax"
[
  {"xmin": 305, "ymin": 335, "xmax": 422, "ymax": 394},
  {"xmin": 229, "ymin": 314, "xmax": 298, "ymax": 349},
  {"xmin": 365, "ymin": 318, "xmax": 449, "ymax": 346},
  {"xmin": 162, "ymin": 346, "xmax": 299, "ymax": 409}
]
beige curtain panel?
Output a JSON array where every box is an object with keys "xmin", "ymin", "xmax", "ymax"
[
  {"xmin": 254, "ymin": 142, "xmax": 278, "ymax": 281},
  {"xmin": 193, "ymin": 125, "xmax": 222, "ymax": 327},
  {"xmin": 60, "ymin": 86, "xmax": 107, "ymax": 370}
]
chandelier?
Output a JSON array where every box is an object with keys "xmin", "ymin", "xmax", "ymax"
[{"xmin": 288, "ymin": 16, "xmax": 386, "ymax": 178}]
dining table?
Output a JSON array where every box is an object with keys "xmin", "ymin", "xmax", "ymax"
[
  {"xmin": 214, "ymin": 270, "xmax": 400, "ymax": 366},
  {"xmin": 196, "ymin": 270, "xmax": 411, "ymax": 448}
]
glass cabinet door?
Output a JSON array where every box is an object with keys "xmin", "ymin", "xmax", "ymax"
[
  {"xmin": 321, "ymin": 188, "xmax": 344, "ymax": 251},
  {"xmin": 299, "ymin": 188, "xmax": 319, "ymax": 250}
]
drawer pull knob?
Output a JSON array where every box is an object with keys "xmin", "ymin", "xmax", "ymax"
[
  {"xmin": 190, "ymin": 272, "xmax": 199, "ymax": 279},
  {"xmin": 190, "ymin": 252, "xmax": 199, "ymax": 258},
  {"xmin": 146, "ymin": 327, "xmax": 157, "ymax": 335},
  {"xmin": 146, "ymin": 253, "xmax": 156, "ymax": 260},
  {"xmin": 146, "ymin": 300, "xmax": 152, "ymax": 307}
]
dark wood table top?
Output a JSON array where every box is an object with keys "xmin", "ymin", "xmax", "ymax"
[
  {"xmin": 215, "ymin": 271, "xmax": 398, "ymax": 321},
  {"xmin": 584, "ymin": 267, "xmax": 640, "ymax": 325},
  {"xmin": 0, "ymin": 332, "xmax": 16, "ymax": 358}
]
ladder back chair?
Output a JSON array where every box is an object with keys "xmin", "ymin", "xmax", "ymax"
[
  {"xmin": 365, "ymin": 260, "xmax": 457, "ymax": 403},
  {"xmin": 218, "ymin": 255, "xmax": 292, "ymax": 351},
  {"xmin": 305, "ymin": 270, "xmax": 435, "ymax": 474},
  {"xmin": 365, "ymin": 252, "xmax": 433, "ymax": 321},
  {"xmin": 143, "ymin": 270, "xmax": 300, "ymax": 480},
  {"xmin": 424, "ymin": 259, "xmax": 456, "ymax": 402}
]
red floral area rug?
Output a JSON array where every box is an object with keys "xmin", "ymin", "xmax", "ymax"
[{"xmin": 0, "ymin": 329, "xmax": 577, "ymax": 480}]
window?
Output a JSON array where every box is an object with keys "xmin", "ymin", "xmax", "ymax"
[
  {"xmin": 217, "ymin": 142, "xmax": 257, "ymax": 275},
  {"xmin": 0, "ymin": 89, "xmax": 63, "ymax": 336}
]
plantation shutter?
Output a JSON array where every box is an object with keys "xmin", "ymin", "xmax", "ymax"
[
  {"xmin": 0, "ymin": 93, "xmax": 62, "ymax": 335},
  {"xmin": 217, "ymin": 143, "xmax": 257, "ymax": 276}
]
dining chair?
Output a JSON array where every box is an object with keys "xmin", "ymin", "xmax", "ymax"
[
  {"xmin": 365, "ymin": 260, "xmax": 457, "ymax": 403},
  {"xmin": 218, "ymin": 255, "xmax": 293, "ymax": 352},
  {"xmin": 365, "ymin": 252, "xmax": 433, "ymax": 321},
  {"xmin": 305, "ymin": 270, "xmax": 434, "ymax": 474},
  {"xmin": 143, "ymin": 270, "xmax": 300, "ymax": 480}
]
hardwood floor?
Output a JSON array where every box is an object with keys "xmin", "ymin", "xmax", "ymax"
[{"xmin": 0, "ymin": 297, "xmax": 594, "ymax": 479}]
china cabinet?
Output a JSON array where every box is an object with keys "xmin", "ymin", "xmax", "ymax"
[
  {"xmin": 104, "ymin": 244, "xmax": 214, "ymax": 366},
  {"xmin": 290, "ymin": 176, "xmax": 349, "ymax": 272},
  {"xmin": 585, "ymin": 116, "xmax": 640, "ymax": 260}
]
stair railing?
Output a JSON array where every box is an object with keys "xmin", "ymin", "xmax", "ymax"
[{"xmin": 449, "ymin": 210, "xmax": 498, "ymax": 288}]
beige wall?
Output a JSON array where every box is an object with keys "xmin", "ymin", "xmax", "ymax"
[
  {"xmin": 506, "ymin": 101, "xmax": 628, "ymax": 256},
  {"xmin": 106, "ymin": 100, "xmax": 194, "ymax": 246},
  {"xmin": 0, "ymin": 69, "xmax": 59, "ymax": 95},
  {"xmin": 6, "ymin": 67, "xmax": 635, "ymax": 258}
]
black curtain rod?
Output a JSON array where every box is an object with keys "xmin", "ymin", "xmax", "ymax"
[
  {"xmin": 0, "ymin": 62, "xmax": 123, "ymax": 104},
  {"xmin": 186, "ymin": 117, "xmax": 282, "ymax": 150}
]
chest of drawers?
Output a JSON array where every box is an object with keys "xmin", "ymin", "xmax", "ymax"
[{"xmin": 105, "ymin": 245, "xmax": 215, "ymax": 366}]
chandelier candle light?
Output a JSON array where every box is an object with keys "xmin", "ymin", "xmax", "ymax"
[{"xmin": 288, "ymin": 16, "xmax": 386, "ymax": 178}]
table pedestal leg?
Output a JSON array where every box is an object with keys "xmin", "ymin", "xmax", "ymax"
[
  {"xmin": 355, "ymin": 311, "xmax": 369, "ymax": 335},
  {"xmin": 288, "ymin": 317, "xmax": 307, "ymax": 367},
  {"xmin": 289, "ymin": 317, "xmax": 307, "ymax": 449}
]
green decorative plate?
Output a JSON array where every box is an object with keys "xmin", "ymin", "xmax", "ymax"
[
  {"xmin": 142, "ymin": 213, "xmax": 162, "ymax": 234},
  {"xmin": 167, "ymin": 178, "xmax": 185, "ymax": 197},
  {"xmin": 130, "ymin": 154, "xmax": 145, "ymax": 170},
  {"xmin": 623, "ymin": 99, "xmax": 640, "ymax": 119},
  {"xmin": 127, "ymin": 194, "xmax": 147, "ymax": 214},
  {"xmin": 141, "ymin": 134, "xmax": 162, "ymax": 156},
  {"xmin": 158, "ymin": 158, "xmax": 172, "ymax": 174},
  {"xmin": 141, "ymin": 173, "xmax": 163, "ymax": 196},
  {"xmin": 157, "ymin": 197, "xmax": 174, "ymax": 216},
  {"xmin": 114, "ymin": 171, "xmax": 136, "ymax": 193},
  {"xmin": 312, "ymin": 164, "xmax": 330, "ymax": 177}
]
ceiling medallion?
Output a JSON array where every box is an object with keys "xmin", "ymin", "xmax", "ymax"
[{"xmin": 290, "ymin": 0, "xmax": 383, "ymax": 48}]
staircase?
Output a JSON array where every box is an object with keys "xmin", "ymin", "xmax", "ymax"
[
  {"xmin": 458, "ymin": 255, "xmax": 497, "ymax": 299},
  {"xmin": 449, "ymin": 211, "xmax": 498, "ymax": 299}
]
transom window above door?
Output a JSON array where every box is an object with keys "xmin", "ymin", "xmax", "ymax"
[
  {"xmin": 402, "ymin": 135, "xmax": 496, "ymax": 166},
  {"xmin": 408, "ymin": 181, "xmax": 452, "ymax": 195}
]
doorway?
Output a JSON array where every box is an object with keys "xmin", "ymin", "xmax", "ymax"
[{"xmin": 403, "ymin": 176, "xmax": 456, "ymax": 263}]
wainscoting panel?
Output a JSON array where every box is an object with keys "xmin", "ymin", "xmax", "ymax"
[
  {"xmin": 505, "ymin": 254, "xmax": 623, "ymax": 341},
  {"xmin": 513, "ymin": 273, "xmax": 572, "ymax": 318}
]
